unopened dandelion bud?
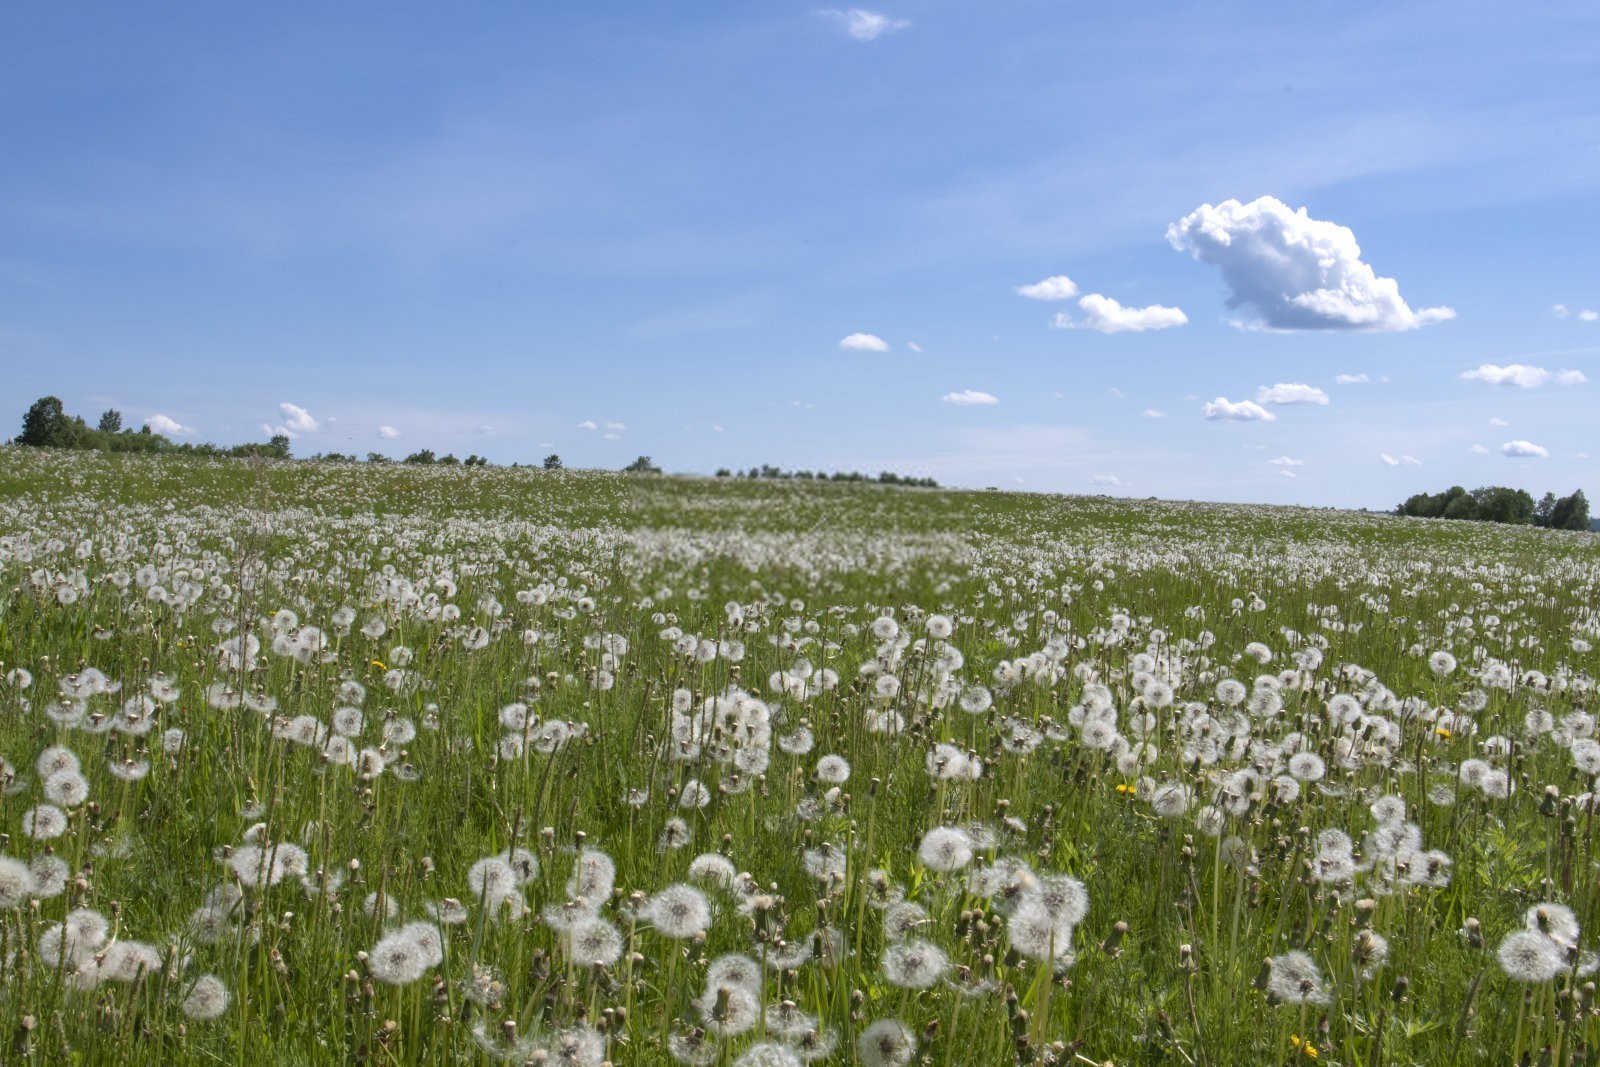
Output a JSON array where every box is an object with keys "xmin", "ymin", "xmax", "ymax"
[
  {"xmin": 1390, "ymin": 976, "xmax": 1408, "ymax": 1003},
  {"xmin": 1462, "ymin": 917, "xmax": 1483, "ymax": 949},
  {"xmin": 1541, "ymin": 785, "xmax": 1560, "ymax": 816},
  {"xmin": 1100, "ymin": 920, "xmax": 1128, "ymax": 957}
]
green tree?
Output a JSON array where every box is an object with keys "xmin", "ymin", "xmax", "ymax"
[
  {"xmin": 20, "ymin": 396, "xmax": 75, "ymax": 447},
  {"xmin": 543, "ymin": 454, "xmax": 563, "ymax": 470},
  {"xmin": 1535, "ymin": 492, "xmax": 1558, "ymax": 527},
  {"xmin": 624, "ymin": 456, "xmax": 661, "ymax": 474},
  {"xmin": 404, "ymin": 449, "xmax": 436, "ymax": 465},
  {"xmin": 1550, "ymin": 489, "xmax": 1590, "ymax": 531},
  {"xmin": 97, "ymin": 409, "xmax": 123, "ymax": 434}
]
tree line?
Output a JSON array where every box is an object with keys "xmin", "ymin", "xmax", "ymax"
[
  {"xmin": 714, "ymin": 464, "xmax": 939, "ymax": 488},
  {"xmin": 1396, "ymin": 484, "xmax": 1590, "ymax": 530},
  {"xmin": 16, "ymin": 396, "xmax": 291, "ymax": 458}
]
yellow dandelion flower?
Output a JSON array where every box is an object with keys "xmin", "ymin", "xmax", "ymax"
[
  {"xmin": 1435, "ymin": 727, "xmax": 1452, "ymax": 739},
  {"xmin": 1115, "ymin": 783, "xmax": 1137, "ymax": 795},
  {"xmin": 1289, "ymin": 1034, "xmax": 1318, "ymax": 1059},
  {"xmin": 369, "ymin": 660, "xmax": 386, "ymax": 671}
]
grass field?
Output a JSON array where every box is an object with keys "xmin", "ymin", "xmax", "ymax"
[{"xmin": 2, "ymin": 447, "xmax": 1598, "ymax": 1066}]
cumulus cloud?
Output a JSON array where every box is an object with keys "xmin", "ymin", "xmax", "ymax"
[
  {"xmin": 1255, "ymin": 382, "xmax": 1329, "ymax": 406},
  {"xmin": 1091, "ymin": 473, "xmax": 1123, "ymax": 487},
  {"xmin": 818, "ymin": 8, "xmax": 909, "ymax": 40},
  {"xmin": 1502, "ymin": 440, "xmax": 1549, "ymax": 458},
  {"xmin": 1335, "ymin": 373, "xmax": 1371, "ymax": 385},
  {"xmin": 279, "ymin": 402, "xmax": 319, "ymax": 433},
  {"xmin": 1582, "ymin": 309, "xmax": 1599, "ymax": 322},
  {"xmin": 1142, "ymin": 408, "xmax": 1167, "ymax": 419},
  {"xmin": 378, "ymin": 425, "xmax": 400, "ymax": 439},
  {"xmin": 1166, "ymin": 195, "xmax": 1455, "ymax": 331},
  {"xmin": 577, "ymin": 419, "xmax": 598, "ymax": 431},
  {"xmin": 1278, "ymin": 469, "xmax": 1297, "ymax": 479},
  {"xmin": 146, "ymin": 414, "xmax": 192, "ymax": 436},
  {"xmin": 1268, "ymin": 456, "xmax": 1303, "ymax": 467},
  {"xmin": 1460, "ymin": 363, "xmax": 1549, "ymax": 388},
  {"xmin": 1015, "ymin": 275, "xmax": 1079, "ymax": 301},
  {"xmin": 1554, "ymin": 304, "xmax": 1570, "ymax": 318},
  {"xmin": 840, "ymin": 332, "xmax": 889, "ymax": 352},
  {"xmin": 1202, "ymin": 396, "xmax": 1276, "ymax": 422},
  {"xmin": 1557, "ymin": 369, "xmax": 1588, "ymax": 385},
  {"xmin": 1071, "ymin": 293, "xmax": 1187, "ymax": 333},
  {"xmin": 942, "ymin": 389, "xmax": 999, "ymax": 406}
]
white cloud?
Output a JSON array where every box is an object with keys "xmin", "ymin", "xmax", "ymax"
[
  {"xmin": 1090, "ymin": 473, "xmax": 1123, "ymax": 487},
  {"xmin": 146, "ymin": 413, "xmax": 192, "ymax": 436},
  {"xmin": 942, "ymin": 389, "xmax": 999, "ymax": 406},
  {"xmin": 1268, "ymin": 456, "xmax": 1303, "ymax": 467},
  {"xmin": 602, "ymin": 432, "xmax": 621, "ymax": 440},
  {"xmin": 1582, "ymin": 309, "xmax": 1599, "ymax": 322},
  {"xmin": 1107, "ymin": 386, "xmax": 1125, "ymax": 398},
  {"xmin": 1278, "ymin": 469, "xmax": 1297, "ymax": 479},
  {"xmin": 475, "ymin": 424, "xmax": 494, "ymax": 436},
  {"xmin": 1015, "ymin": 275, "xmax": 1079, "ymax": 301},
  {"xmin": 1166, "ymin": 195, "xmax": 1455, "ymax": 331},
  {"xmin": 1142, "ymin": 408, "xmax": 1167, "ymax": 419},
  {"xmin": 1554, "ymin": 304, "xmax": 1570, "ymax": 318},
  {"xmin": 1335, "ymin": 372, "xmax": 1371, "ymax": 385},
  {"xmin": 907, "ymin": 341, "xmax": 922, "ymax": 352},
  {"xmin": 712, "ymin": 424, "xmax": 725, "ymax": 433},
  {"xmin": 1470, "ymin": 444, "xmax": 1489, "ymax": 454},
  {"xmin": 1071, "ymin": 293, "xmax": 1187, "ymax": 333},
  {"xmin": 1202, "ymin": 396, "xmax": 1276, "ymax": 422},
  {"xmin": 1460, "ymin": 363, "xmax": 1549, "ymax": 388},
  {"xmin": 605, "ymin": 421, "xmax": 626, "ymax": 432},
  {"xmin": 1502, "ymin": 440, "xmax": 1549, "ymax": 458},
  {"xmin": 1379, "ymin": 453, "xmax": 1399, "ymax": 466},
  {"xmin": 577, "ymin": 419, "xmax": 598, "ymax": 431},
  {"xmin": 1255, "ymin": 382, "xmax": 1329, "ymax": 406},
  {"xmin": 1557, "ymin": 369, "xmax": 1589, "ymax": 385},
  {"xmin": 840, "ymin": 332, "xmax": 889, "ymax": 352},
  {"xmin": 1489, "ymin": 416, "xmax": 1509, "ymax": 427},
  {"xmin": 378, "ymin": 425, "xmax": 400, "ymax": 439},
  {"xmin": 818, "ymin": 8, "xmax": 909, "ymax": 41},
  {"xmin": 278, "ymin": 402, "xmax": 319, "ymax": 433},
  {"xmin": 1402, "ymin": 455, "xmax": 1422, "ymax": 466},
  {"xmin": 260, "ymin": 422, "xmax": 293, "ymax": 439}
]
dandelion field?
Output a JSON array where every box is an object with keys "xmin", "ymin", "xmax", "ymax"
[{"xmin": 2, "ymin": 450, "xmax": 1600, "ymax": 1066}]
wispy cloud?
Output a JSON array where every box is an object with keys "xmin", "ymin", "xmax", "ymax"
[
  {"xmin": 817, "ymin": 8, "xmax": 910, "ymax": 41},
  {"xmin": 942, "ymin": 389, "xmax": 999, "ymax": 406},
  {"xmin": 1015, "ymin": 275, "xmax": 1078, "ymax": 301},
  {"xmin": 1202, "ymin": 397, "xmax": 1275, "ymax": 422},
  {"xmin": 1256, "ymin": 383, "xmax": 1329, "ymax": 406},
  {"xmin": 279, "ymin": 402, "xmax": 319, "ymax": 433},
  {"xmin": 839, "ymin": 332, "xmax": 889, "ymax": 352},
  {"xmin": 146, "ymin": 413, "xmax": 192, "ymax": 436},
  {"xmin": 1055, "ymin": 293, "xmax": 1187, "ymax": 333}
]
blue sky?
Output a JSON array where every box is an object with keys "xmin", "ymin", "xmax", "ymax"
[{"xmin": 3, "ymin": 1, "xmax": 1598, "ymax": 506}]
